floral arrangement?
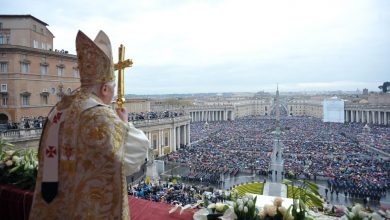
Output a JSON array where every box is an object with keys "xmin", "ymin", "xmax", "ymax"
[
  {"xmin": 190, "ymin": 190, "xmax": 259, "ymax": 220},
  {"xmin": 258, "ymin": 197, "xmax": 292, "ymax": 220},
  {"xmin": 0, "ymin": 139, "xmax": 38, "ymax": 190},
  {"xmin": 233, "ymin": 194, "xmax": 258, "ymax": 220},
  {"xmin": 191, "ymin": 190, "xmax": 237, "ymax": 220},
  {"xmin": 341, "ymin": 204, "xmax": 382, "ymax": 220}
]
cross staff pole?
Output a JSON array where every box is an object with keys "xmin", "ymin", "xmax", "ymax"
[{"xmin": 114, "ymin": 44, "xmax": 133, "ymax": 109}]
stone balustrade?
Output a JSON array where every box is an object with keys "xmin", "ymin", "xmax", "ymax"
[{"xmin": 1, "ymin": 128, "xmax": 42, "ymax": 141}]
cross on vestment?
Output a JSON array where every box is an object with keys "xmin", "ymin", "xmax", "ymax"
[{"xmin": 114, "ymin": 44, "xmax": 133, "ymax": 109}]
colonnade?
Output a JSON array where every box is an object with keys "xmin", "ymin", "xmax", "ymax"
[
  {"xmin": 345, "ymin": 109, "xmax": 389, "ymax": 125},
  {"xmin": 144, "ymin": 123, "xmax": 190, "ymax": 157},
  {"xmin": 189, "ymin": 110, "xmax": 233, "ymax": 122}
]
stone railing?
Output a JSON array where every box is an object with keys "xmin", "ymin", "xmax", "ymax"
[
  {"xmin": 131, "ymin": 115, "xmax": 190, "ymax": 127},
  {"xmin": 185, "ymin": 105, "xmax": 235, "ymax": 111},
  {"xmin": 1, "ymin": 128, "xmax": 42, "ymax": 141}
]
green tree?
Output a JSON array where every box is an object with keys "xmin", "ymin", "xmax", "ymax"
[{"xmin": 378, "ymin": 81, "xmax": 390, "ymax": 93}]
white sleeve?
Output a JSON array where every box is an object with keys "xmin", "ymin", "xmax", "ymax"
[{"xmin": 123, "ymin": 122, "xmax": 150, "ymax": 176}]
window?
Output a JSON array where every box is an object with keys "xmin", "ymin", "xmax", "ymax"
[
  {"xmin": 42, "ymin": 95, "xmax": 48, "ymax": 105},
  {"xmin": 67, "ymin": 88, "xmax": 72, "ymax": 95},
  {"xmin": 57, "ymin": 66, "xmax": 64, "ymax": 76},
  {"xmin": 1, "ymin": 95, "xmax": 8, "ymax": 106},
  {"xmin": 0, "ymin": 34, "xmax": 8, "ymax": 44},
  {"xmin": 73, "ymin": 68, "xmax": 79, "ymax": 78},
  {"xmin": 51, "ymin": 87, "xmax": 56, "ymax": 94},
  {"xmin": 32, "ymin": 25, "xmax": 36, "ymax": 32},
  {"xmin": 21, "ymin": 95, "xmax": 30, "ymax": 106},
  {"xmin": 33, "ymin": 40, "xmax": 38, "ymax": 48},
  {"xmin": 21, "ymin": 63, "xmax": 29, "ymax": 73},
  {"xmin": 165, "ymin": 136, "xmax": 168, "ymax": 146},
  {"xmin": 0, "ymin": 62, "xmax": 7, "ymax": 73},
  {"xmin": 41, "ymin": 42, "xmax": 46, "ymax": 49},
  {"xmin": 40, "ymin": 65, "xmax": 48, "ymax": 75},
  {"xmin": 0, "ymin": 84, "xmax": 7, "ymax": 92}
]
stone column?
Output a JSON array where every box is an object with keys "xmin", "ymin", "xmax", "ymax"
[
  {"xmin": 183, "ymin": 125, "xmax": 187, "ymax": 147},
  {"xmin": 351, "ymin": 110, "xmax": 353, "ymax": 122},
  {"xmin": 157, "ymin": 130, "xmax": 162, "ymax": 156},
  {"xmin": 344, "ymin": 110, "xmax": 347, "ymax": 122},
  {"xmin": 384, "ymin": 111, "xmax": 388, "ymax": 125},
  {"xmin": 187, "ymin": 123, "xmax": 191, "ymax": 146},
  {"xmin": 171, "ymin": 127, "xmax": 176, "ymax": 152},
  {"xmin": 176, "ymin": 126, "xmax": 180, "ymax": 149}
]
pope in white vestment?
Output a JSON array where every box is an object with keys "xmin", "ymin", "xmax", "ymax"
[{"xmin": 29, "ymin": 30, "xmax": 150, "ymax": 219}]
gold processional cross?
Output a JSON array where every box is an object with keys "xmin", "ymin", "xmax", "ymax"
[{"xmin": 114, "ymin": 44, "xmax": 133, "ymax": 109}]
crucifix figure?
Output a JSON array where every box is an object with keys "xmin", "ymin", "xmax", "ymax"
[{"xmin": 114, "ymin": 44, "xmax": 133, "ymax": 109}]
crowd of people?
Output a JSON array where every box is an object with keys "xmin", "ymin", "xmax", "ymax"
[
  {"xmin": 280, "ymin": 117, "xmax": 389, "ymax": 201},
  {"xmin": 166, "ymin": 116, "xmax": 389, "ymax": 202},
  {"xmin": 0, "ymin": 117, "xmax": 45, "ymax": 131},
  {"xmin": 128, "ymin": 111, "xmax": 184, "ymax": 121},
  {"xmin": 129, "ymin": 180, "xmax": 226, "ymax": 206},
  {"xmin": 167, "ymin": 119, "xmax": 276, "ymax": 185}
]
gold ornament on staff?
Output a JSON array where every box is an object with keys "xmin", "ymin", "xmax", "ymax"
[{"xmin": 114, "ymin": 44, "xmax": 133, "ymax": 109}]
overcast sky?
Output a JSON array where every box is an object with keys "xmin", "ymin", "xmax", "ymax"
[{"xmin": 3, "ymin": 0, "xmax": 390, "ymax": 94}]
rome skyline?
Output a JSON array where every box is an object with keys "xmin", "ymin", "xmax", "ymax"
[{"xmin": 3, "ymin": 0, "xmax": 390, "ymax": 94}]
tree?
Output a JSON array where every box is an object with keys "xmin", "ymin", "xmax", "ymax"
[{"xmin": 378, "ymin": 81, "xmax": 390, "ymax": 93}]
